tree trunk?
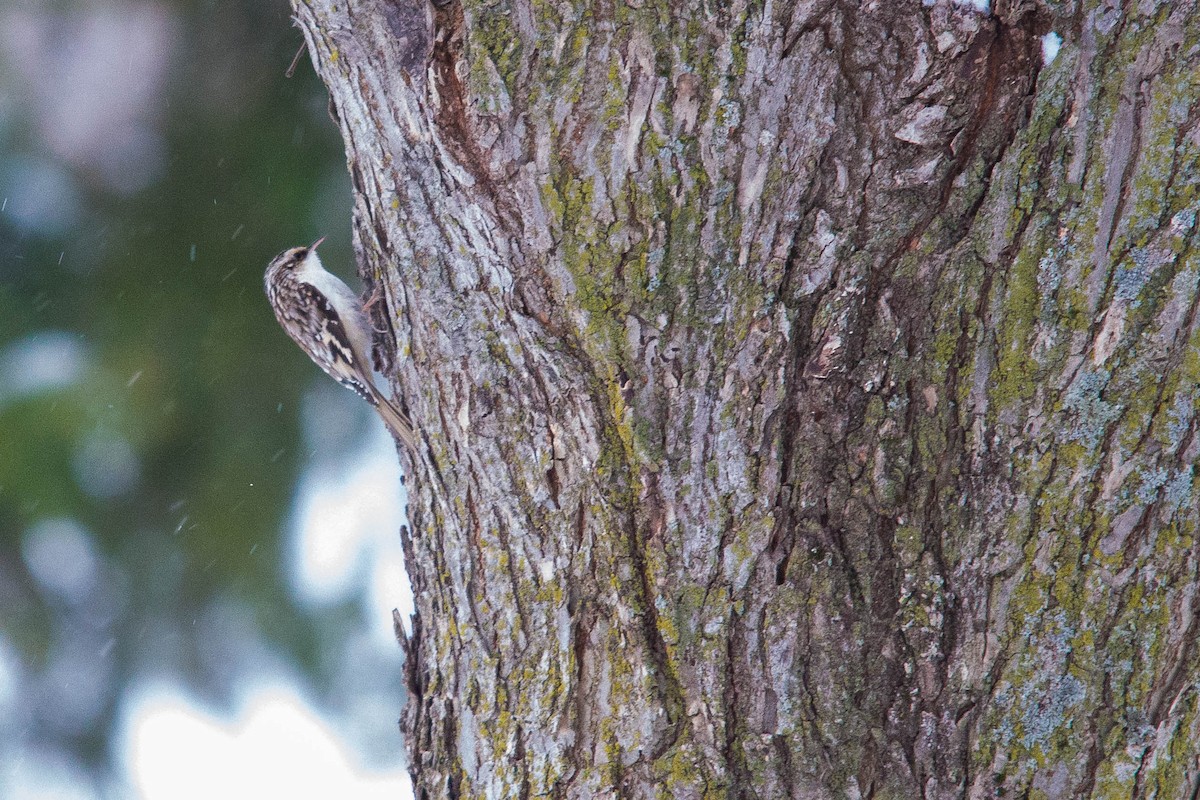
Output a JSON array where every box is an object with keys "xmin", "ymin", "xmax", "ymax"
[{"xmin": 291, "ymin": 0, "xmax": 1200, "ymax": 795}]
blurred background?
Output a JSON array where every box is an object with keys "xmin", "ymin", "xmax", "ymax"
[{"xmin": 0, "ymin": 0, "xmax": 413, "ymax": 797}]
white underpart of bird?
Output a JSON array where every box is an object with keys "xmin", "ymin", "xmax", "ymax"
[
  {"xmin": 293, "ymin": 249, "xmax": 376, "ymax": 365},
  {"xmin": 299, "ymin": 252, "xmax": 418, "ymax": 446}
]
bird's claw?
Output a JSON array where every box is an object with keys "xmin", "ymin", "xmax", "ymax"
[{"xmin": 362, "ymin": 283, "xmax": 389, "ymax": 333}]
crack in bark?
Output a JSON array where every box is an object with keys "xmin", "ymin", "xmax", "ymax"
[{"xmin": 723, "ymin": 618, "xmax": 751, "ymax": 800}]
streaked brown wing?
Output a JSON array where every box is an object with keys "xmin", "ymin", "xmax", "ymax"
[{"xmin": 277, "ymin": 279, "xmax": 375, "ymax": 404}]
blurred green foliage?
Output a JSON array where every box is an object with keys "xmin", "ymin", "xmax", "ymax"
[{"xmin": 0, "ymin": 0, "xmax": 374, "ymax": 773}]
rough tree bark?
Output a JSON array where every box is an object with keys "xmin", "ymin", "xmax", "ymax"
[{"xmin": 292, "ymin": 0, "xmax": 1200, "ymax": 796}]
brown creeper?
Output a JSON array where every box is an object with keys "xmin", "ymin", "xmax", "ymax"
[{"xmin": 264, "ymin": 238, "xmax": 418, "ymax": 450}]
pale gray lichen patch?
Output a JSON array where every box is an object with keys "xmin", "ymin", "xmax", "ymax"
[{"xmin": 1062, "ymin": 369, "xmax": 1122, "ymax": 449}]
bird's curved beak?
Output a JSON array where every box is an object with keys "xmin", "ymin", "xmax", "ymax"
[{"xmin": 309, "ymin": 236, "xmax": 327, "ymax": 251}]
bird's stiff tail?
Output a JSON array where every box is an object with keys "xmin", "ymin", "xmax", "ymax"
[{"xmin": 371, "ymin": 390, "xmax": 419, "ymax": 451}]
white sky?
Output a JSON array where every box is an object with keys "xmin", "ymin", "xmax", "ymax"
[
  {"xmin": 289, "ymin": 424, "xmax": 416, "ymax": 641},
  {"xmin": 119, "ymin": 682, "xmax": 412, "ymax": 800},
  {"xmin": 115, "ymin": 423, "xmax": 415, "ymax": 800}
]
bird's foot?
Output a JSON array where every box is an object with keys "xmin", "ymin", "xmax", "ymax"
[{"xmin": 362, "ymin": 283, "xmax": 389, "ymax": 333}]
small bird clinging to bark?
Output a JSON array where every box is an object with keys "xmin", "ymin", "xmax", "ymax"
[{"xmin": 264, "ymin": 237, "xmax": 418, "ymax": 450}]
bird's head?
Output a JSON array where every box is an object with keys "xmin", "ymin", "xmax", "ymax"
[{"xmin": 267, "ymin": 236, "xmax": 326, "ymax": 273}]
